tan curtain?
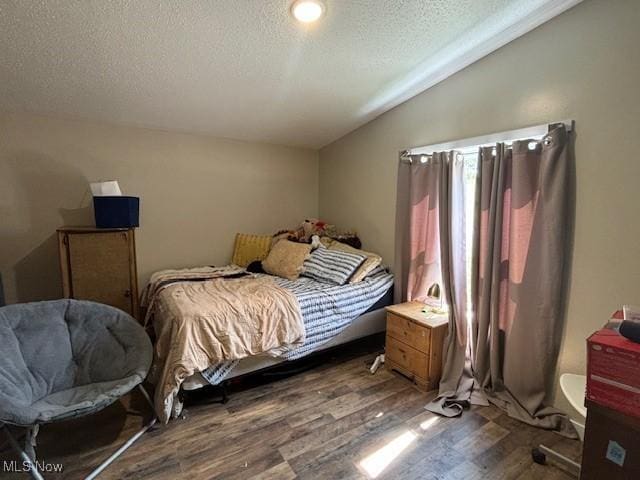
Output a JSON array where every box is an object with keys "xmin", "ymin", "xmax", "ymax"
[
  {"xmin": 394, "ymin": 154, "xmax": 445, "ymax": 303},
  {"xmin": 397, "ymin": 151, "xmax": 477, "ymax": 417},
  {"xmin": 473, "ymin": 126, "xmax": 575, "ymax": 434},
  {"xmin": 418, "ymin": 125, "xmax": 575, "ymax": 435},
  {"xmin": 425, "ymin": 152, "xmax": 478, "ymax": 417}
]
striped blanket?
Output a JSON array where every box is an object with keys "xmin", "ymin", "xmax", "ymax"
[{"xmin": 200, "ymin": 267, "xmax": 394, "ymax": 384}]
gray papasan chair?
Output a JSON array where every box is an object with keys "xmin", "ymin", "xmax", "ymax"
[{"xmin": 0, "ymin": 299, "xmax": 156, "ymax": 480}]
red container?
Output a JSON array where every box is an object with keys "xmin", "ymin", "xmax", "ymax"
[{"xmin": 586, "ymin": 318, "xmax": 640, "ymax": 419}]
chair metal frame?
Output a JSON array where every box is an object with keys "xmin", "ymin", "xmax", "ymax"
[
  {"xmin": 1, "ymin": 385, "xmax": 157, "ymax": 480},
  {"xmin": 531, "ymin": 373, "xmax": 586, "ymax": 478},
  {"xmin": 532, "ymin": 442, "xmax": 581, "ymax": 477}
]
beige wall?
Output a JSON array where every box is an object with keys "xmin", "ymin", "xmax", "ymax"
[
  {"xmin": 0, "ymin": 112, "xmax": 318, "ymax": 304},
  {"xmin": 319, "ymin": 0, "xmax": 640, "ymax": 414}
]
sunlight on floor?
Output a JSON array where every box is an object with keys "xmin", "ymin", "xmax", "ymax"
[
  {"xmin": 359, "ymin": 430, "xmax": 417, "ymax": 478},
  {"xmin": 419, "ymin": 416, "xmax": 439, "ymax": 430}
]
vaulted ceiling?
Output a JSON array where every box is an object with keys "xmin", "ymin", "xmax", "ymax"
[{"xmin": 0, "ymin": 0, "xmax": 580, "ymax": 148}]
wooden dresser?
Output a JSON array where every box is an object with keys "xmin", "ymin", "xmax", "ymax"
[
  {"xmin": 385, "ymin": 302, "xmax": 448, "ymax": 391},
  {"xmin": 57, "ymin": 227, "xmax": 140, "ymax": 320}
]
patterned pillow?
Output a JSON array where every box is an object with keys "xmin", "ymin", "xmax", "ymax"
[
  {"xmin": 262, "ymin": 240, "xmax": 312, "ymax": 280},
  {"xmin": 302, "ymin": 247, "xmax": 366, "ymax": 285},
  {"xmin": 232, "ymin": 233, "xmax": 272, "ymax": 267},
  {"xmin": 328, "ymin": 242, "xmax": 382, "ymax": 283}
]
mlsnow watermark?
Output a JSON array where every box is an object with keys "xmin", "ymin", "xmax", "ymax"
[{"xmin": 3, "ymin": 460, "xmax": 64, "ymax": 473}]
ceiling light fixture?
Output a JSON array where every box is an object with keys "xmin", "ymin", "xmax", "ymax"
[{"xmin": 290, "ymin": 0, "xmax": 325, "ymax": 24}]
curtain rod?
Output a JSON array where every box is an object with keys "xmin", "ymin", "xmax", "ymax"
[{"xmin": 401, "ymin": 119, "xmax": 574, "ymax": 158}]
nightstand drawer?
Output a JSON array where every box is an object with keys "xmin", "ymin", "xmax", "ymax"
[
  {"xmin": 387, "ymin": 313, "xmax": 430, "ymax": 353},
  {"xmin": 385, "ymin": 336, "xmax": 428, "ymax": 381}
]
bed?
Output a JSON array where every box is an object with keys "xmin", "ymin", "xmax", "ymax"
[
  {"xmin": 144, "ymin": 265, "xmax": 394, "ymax": 421},
  {"xmin": 183, "ymin": 272, "xmax": 393, "ymax": 389}
]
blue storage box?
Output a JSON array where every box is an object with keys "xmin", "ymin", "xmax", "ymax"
[{"xmin": 93, "ymin": 196, "xmax": 140, "ymax": 228}]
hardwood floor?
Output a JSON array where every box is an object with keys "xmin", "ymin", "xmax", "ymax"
[{"xmin": 0, "ymin": 350, "xmax": 582, "ymax": 479}]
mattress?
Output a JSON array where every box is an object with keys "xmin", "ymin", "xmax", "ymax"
[{"xmin": 197, "ymin": 268, "xmax": 394, "ymax": 386}]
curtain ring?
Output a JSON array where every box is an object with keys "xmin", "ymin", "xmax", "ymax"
[
  {"xmin": 543, "ymin": 135, "xmax": 553, "ymax": 146},
  {"xmin": 455, "ymin": 152, "xmax": 464, "ymax": 163}
]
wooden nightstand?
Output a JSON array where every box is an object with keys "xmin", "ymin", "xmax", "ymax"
[{"xmin": 385, "ymin": 301, "xmax": 448, "ymax": 391}]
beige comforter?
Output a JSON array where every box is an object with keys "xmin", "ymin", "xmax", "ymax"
[{"xmin": 147, "ymin": 270, "xmax": 304, "ymax": 422}]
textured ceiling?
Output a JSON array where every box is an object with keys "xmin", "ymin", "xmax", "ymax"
[{"xmin": 1, "ymin": 0, "xmax": 566, "ymax": 148}]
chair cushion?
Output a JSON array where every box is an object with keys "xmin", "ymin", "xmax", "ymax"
[
  {"xmin": 0, "ymin": 299, "xmax": 152, "ymax": 426},
  {"xmin": 29, "ymin": 377, "xmax": 141, "ymax": 423}
]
